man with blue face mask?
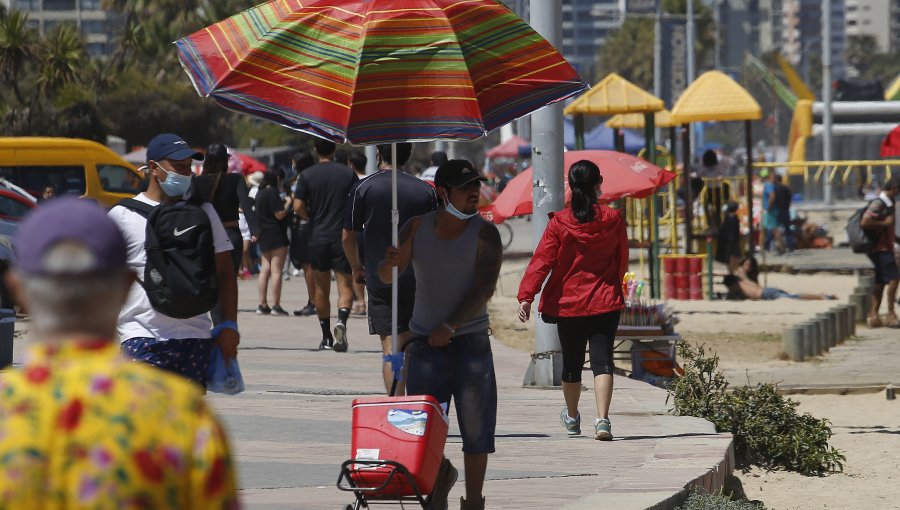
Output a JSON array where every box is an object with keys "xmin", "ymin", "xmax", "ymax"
[
  {"xmin": 379, "ymin": 159, "xmax": 503, "ymax": 510},
  {"xmin": 108, "ymin": 133, "xmax": 239, "ymax": 388}
]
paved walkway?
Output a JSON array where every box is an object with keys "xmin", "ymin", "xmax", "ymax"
[{"xmin": 209, "ymin": 278, "xmax": 733, "ymax": 509}]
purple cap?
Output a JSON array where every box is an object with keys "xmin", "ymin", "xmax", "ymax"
[{"xmin": 15, "ymin": 197, "xmax": 127, "ymax": 275}]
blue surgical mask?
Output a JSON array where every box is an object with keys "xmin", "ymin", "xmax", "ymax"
[
  {"xmin": 157, "ymin": 165, "xmax": 192, "ymax": 198},
  {"xmin": 445, "ymin": 200, "xmax": 479, "ymax": 220}
]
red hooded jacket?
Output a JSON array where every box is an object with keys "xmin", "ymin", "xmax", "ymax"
[{"xmin": 517, "ymin": 204, "xmax": 628, "ymax": 317}]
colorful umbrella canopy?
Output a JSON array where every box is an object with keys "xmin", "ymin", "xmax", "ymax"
[
  {"xmin": 486, "ymin": 150, "xmax": 677, "ymax": 224},
  {"xmin": 175, "ymin": 0, "xmax": 587, "ymax": 145},
  {"xmin": 881, "ymin": 124, "xmax": 900, "ymax": 157}
]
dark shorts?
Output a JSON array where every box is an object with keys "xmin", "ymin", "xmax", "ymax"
[
  {"xmin": 309, "ymin": 240, "xmax": 351, "ymax": 273},
  {"xmin": 121, "ymin": 337, "xmax": 213, "ymax": 387},
  {"xmin": 405, "ymin": 331, "xmax": 497, "ymax": 454},
  {"xmin": 290, "ymin": 222, "xmax": 310, "ymax": 267},
  {"xmin": 367, "ymin": 285, "xmax": 415, "ymax": 337},
  {"xmin": 257, "ymin": 229, "xmax": 289, "ymax": 253},
  {"xmin": 868, "ymin": 251, "xmax": 900, "ymax": 285}
]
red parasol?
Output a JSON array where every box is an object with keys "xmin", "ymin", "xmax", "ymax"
[{"xmin": 485, "ymin": 150, "xmax": 676, "ymax": 223}]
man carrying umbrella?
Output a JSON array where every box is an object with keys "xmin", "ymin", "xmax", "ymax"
[{"xmin": 380, "ymin": 160, "xmax": 503, "ymax": 510}]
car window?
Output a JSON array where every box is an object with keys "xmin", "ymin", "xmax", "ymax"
[
  {"xmin": 0, "ymin": 194, "xmax": 32, "ymax": 220},
  {"xmin": 1, "ymin": 166, "xmax": 86, "ymax": 197},
  {"xmin": 97, "ymin": 164, "xmax": 142, "ymax": 194}
]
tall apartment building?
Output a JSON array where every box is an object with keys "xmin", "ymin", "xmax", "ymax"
[
  {"xmin": 891, "ymin": 1, "xmax": 900, "ymax": 51},
  {"xmin": 781, "ymin": 0, "xmax": 846, "ymax": 81},
  {"xmin": 844, "ymin": 0, "xmax": 891, "ymax": 52},
  {"xmin": 503, "ymin": 0, "xmax": 626, "ymax": 83},
  {"xmin": 9, "ymin": 0, "xmax": 121, "ymax": 58}
]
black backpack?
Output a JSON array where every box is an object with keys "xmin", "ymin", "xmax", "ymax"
[
  {"xmin": 846, "ymin": 200, "xmax": 890, "ymax": 254},
  {"xmin": 118, "ymin": 198, "xmax": 219, "ymax": 319}
]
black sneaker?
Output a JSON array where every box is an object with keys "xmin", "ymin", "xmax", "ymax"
[
  {"xmin": 271, "ymin": 305, "xmax": 289, "ymax": 316},
  {"xmin": 256, "ymin": 304, "xmax": 271, "ymax": 315},
  {"xmin": 333, "ymin": 323, "xmax": 348, "ymax": 352},
  {"xmin": 293, "ymin": 303, "xmax": 317, "ymax": 316},
  {"xmin": 318, "ymin": 337, "xmax": 334, "ymax": 351}
]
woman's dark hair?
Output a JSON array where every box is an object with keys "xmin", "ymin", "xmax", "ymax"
[
  {"xmin": 702, "ymin": 149, "xmax": 718, "ymax": 167},
  {"xmin": 568, "ymin": 160, "xmax": 602, "ymax": 223},
  {"xmin": 291, "ymin": 149, "xmax": 315, "ymax": 173},
  {"xmin": 260, "ymin": 171, "xmax": 279, "ymax": 190},
  {"xmin": 203, "ymin": 143, "xmax": 229, "ymax": 175},
  {"xmin": 740, "ymin": 256, "xmax": 759, "ymax": 283}
]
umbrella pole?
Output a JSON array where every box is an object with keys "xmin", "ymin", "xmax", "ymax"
[{"xmin": 390, "ymin": 142, "xmax": 401, "ymax": 396}]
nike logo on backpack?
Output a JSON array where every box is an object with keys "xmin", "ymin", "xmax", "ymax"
[{"xmin": 173, "ymin": 225, "xmax": 198, "ymax": 236}]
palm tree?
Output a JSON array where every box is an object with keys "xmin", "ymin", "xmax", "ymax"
[
  {"xmin": 0, "ymin": 10, "xmax": 38, "ymax": 104},
  {"xmin": 38, "ymin": 24, "xmax": 85, "ymax": 94}
]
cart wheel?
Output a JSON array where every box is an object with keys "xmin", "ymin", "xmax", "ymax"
[{"xmin": 344, "ymin": 505, "xmax": 354, "ymax": 510}]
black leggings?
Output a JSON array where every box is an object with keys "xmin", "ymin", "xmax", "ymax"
[{"xmin": 556, "ymin": 311, "xmax": 621, "ymax": 383}]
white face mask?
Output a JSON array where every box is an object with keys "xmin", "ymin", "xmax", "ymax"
[
  {"xmin": 444, "ymin": 198, "xmax": 479, "ymax": 220},
  {"xmin": 157, "ymin": 165, "xmax": 192, "ymax": 197}
]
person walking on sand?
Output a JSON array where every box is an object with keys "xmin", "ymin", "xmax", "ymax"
[
  {"xmin": 380, "ymin": 160, "xmax": 502, "ymax": 510},
  {"xmin": 860, "ymin": 177, "xmax": 899, "ymax": 327},
  {"xmin": 517, "ymin": 160, "xmax": 628, "ymax": 441}
]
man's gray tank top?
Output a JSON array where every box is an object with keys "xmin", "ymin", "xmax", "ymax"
[{"xmin": 409, "ymin": 211, "xmax": 490, "ymax": 337}]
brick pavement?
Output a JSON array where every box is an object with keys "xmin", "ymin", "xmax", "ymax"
[{"xmin": 204, "ymin": 277, "xmax": 734, "ymax": 510}]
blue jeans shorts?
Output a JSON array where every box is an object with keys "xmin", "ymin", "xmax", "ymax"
[
  {"xmin": 405, "ymin": 330, "xmax": 497, "ymax": 454},
  {"xmin": 121, "ymin": 337, "xmax": 213, "ymax": 387},
  {"xmin": 761, "ymin": 287, "xmax": 799, "ymax": 300}
]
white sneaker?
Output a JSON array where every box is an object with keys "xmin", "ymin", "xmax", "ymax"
[
  {"xmin": 559, "ymin": 408, "xmax": 581, "ymax": 436},
  {"xmin": 293, "ymin": 269, "xmax": 301, "ymax": 277}
]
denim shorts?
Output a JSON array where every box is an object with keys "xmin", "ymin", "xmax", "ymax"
[
  {"xmin": 405, "ymin": 330, "xmax": 497, "ymax": 454},
  {"xmin": 121, "ymin": 337, "xmax": 213, "ymax": 388},
  {"xmin": 761, "ymin": 287, "xmax": 799, "ymax": 300}
]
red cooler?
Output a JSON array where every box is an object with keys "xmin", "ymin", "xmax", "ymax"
[{"xmin": 348, "ymin": 395, "xmax": 448, "ymax": 499}]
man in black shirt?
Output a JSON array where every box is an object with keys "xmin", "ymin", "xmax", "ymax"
[
  {"xmin": 294, "ymin": 139, "xmax": 358, "ymax": 352},
  {"xmin": 772, "ymin": 174, "xmax": 794, "ymax": 252},
  {"xmin": 343, "ymin": 143, "xmax": 438, "ymax": 394}
]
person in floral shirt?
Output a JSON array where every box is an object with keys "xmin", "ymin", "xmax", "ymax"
[{"xmin": 0, "ymin": 198, "xmax": 239, "ymax": 509}]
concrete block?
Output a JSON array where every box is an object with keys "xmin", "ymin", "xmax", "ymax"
[
  {"xmin": 802, "ymin": 321, "xmax": 818, "ymax": 358},
  {"xmin": 782, "ymin": 326, "xmax": 805, "ymax": 362},
  {"xmin": 849, "ymin": 293, "xmax": 867, "ymax": 324},
  {"xmin": 824, "ymin": 310, "xmax": 838, "ymax": 348},
  {"xmin": 858, "ymin": 274, "xmax": 875, "ymax": 291}
]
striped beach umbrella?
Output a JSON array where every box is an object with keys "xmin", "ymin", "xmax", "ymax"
[{"xmin": 175, "ymin": 0, "xmax": 586, "ymax": 144}]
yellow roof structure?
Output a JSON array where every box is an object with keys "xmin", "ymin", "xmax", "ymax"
[
  {"xmin": 671, "ymin": 70, "xmax": 763, "ymax": 123},
  {"xmin": 564, "ymin": 73, "xmax": 664, "ymax": 116},
  {"xmin": 606, "ymin": 109, "xmax": 675, "ymax": 129}
]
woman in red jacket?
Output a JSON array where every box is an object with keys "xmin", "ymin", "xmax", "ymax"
[{"xmin": 517, "ymin": 160, "xmax": 628, "ymax": 441}]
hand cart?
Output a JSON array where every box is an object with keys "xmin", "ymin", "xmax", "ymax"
[{"xmin": 337, "ymin": 395, "xmax": 449, "ymax": 509}]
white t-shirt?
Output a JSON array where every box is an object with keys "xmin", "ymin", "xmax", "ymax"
[
  {"xmin": 108, "ymin": 193, "xmax": 233, "ymax": 342},
  {"xmin": 419, "ymin": 166, "xmax": 438, "ymax": 183}
]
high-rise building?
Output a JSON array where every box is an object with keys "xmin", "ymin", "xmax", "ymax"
[
  {"xmin": 502, "ymin": 0, "xmax": 626, "ymax": 83},
  {"xmin": 781, "ymin": 0, "xmax": 846, "ymax": 82},
  {"xmin": 9, "ymin": 0, "xmax": 121, "ymax": 58},
  {"xmin": 890, "ymin": 1, "xmax": 900, "ymax": 51},
  {"xmin": 844, "ymin": 0, "xmax": 890, "ymax": 52}
]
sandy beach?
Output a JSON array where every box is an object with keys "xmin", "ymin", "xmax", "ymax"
[{"xmin": 490, "ymin": 268, "xmax": 900, "ymax": 509}]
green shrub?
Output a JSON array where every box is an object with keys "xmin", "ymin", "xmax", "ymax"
[
  {"xmin": 676, "ymin": 489, "xmax": 766, "ymax": 510},
  {"xmin": 668, "ymin": 343, "xmax": 845, "ymax": 476}
]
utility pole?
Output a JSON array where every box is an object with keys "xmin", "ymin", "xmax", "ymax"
[
  {"xmin": 365, "ymin": 146, "xmax": 377, "ymax": 175},
  {"xmin": 525, "ymin": 0, "xmax": 564, "ymax": 387},
  {"xmin": 653, "ymin": 0, "xmax": 662, "ymax": 143},
  {"xmin": 822, "ymin": 0, "xmax": 834, "ymax": 204},
  {"xmin": 686, "ymin": 0, "xmax": 696, "ymax": 154}
]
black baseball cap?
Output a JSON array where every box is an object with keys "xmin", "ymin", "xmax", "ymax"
[{"xmin": 434, "ymin": 159, "xmax": 487, "ymax": 188}]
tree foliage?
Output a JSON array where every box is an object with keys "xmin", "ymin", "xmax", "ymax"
[{"xmin": 0, "ymin": 1, "xmax": 311, "ymax": 149}]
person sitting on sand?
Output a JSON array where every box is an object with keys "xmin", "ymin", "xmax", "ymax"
[{"xmin": 724, "ymin": 256, "xmax": 835, "ymax": 301}]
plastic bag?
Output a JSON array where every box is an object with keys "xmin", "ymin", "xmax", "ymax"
[{"xmin": 207, "ymin": 346, "xmax": 245, "ymax": 395}]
